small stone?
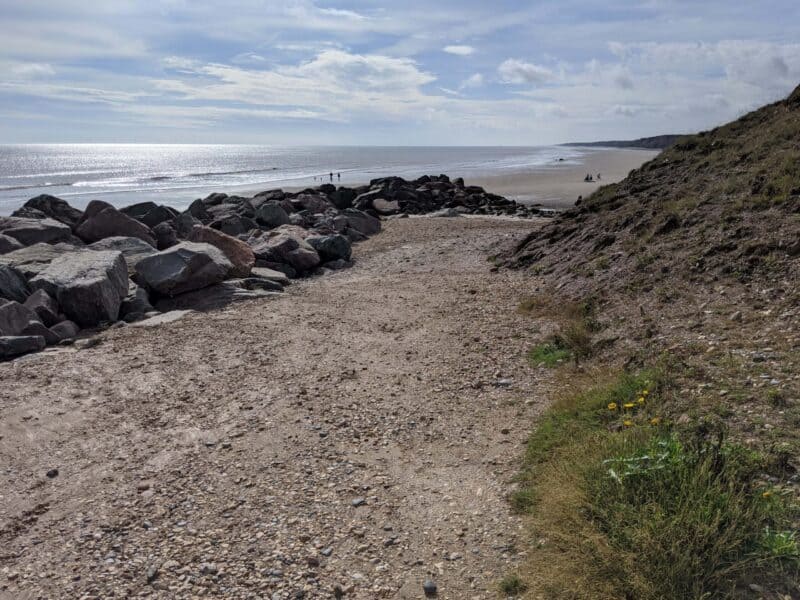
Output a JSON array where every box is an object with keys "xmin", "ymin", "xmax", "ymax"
[
  {"xmin": 200, "ymin": 563, "xmax": 218, "ymax": 575},
  {"xmin": 146, "ymin": 565, "xmax": 159, "ymax": 583},
  {"xmin": 46, "ymin": 468, "xmax": 59, "ymax": 479},
  {"xmin": 351, "ymin": 497, "xmax": 366, "ymax": 507},
  {"xmin": 423, "ymin": 579, "xmax": 437, "ymax": 597}
]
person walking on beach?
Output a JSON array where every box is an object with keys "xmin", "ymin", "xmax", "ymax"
[
  {"xmin": 329, "ymin": 172, "xmax": 333, "ymax": 182},
  {"xmin": 337, "ymin": 172, "xmax": 341, "ymax": 180}
]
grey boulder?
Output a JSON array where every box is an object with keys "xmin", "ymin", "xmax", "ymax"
[
  {"xmin": 307, "ymin": 234, "xmax": 352, "ymax": 262},
  {"xmin": 0, "ymin": 264, "xmax": 30, "ymax": 303},
  {"xmin": 250, "ymin": 232, "xmax": 320, "ymax": 274},
  {"xmin": 120, "ymin": 202, "xmax": 177, "ymax": 229},
  {"xmin": 134, "ymin": 242, "xmax": 233, "ymax": 297},
  {"xmin": 0, "ymin": 216, "xmax": 72, "ymax": 246},
  {"xmin": 76, "ymin": 201, "xmax": 157, "ymax": 247},
  {"xmin": 30, "ymin": 250, "xmax": 128, "ymax": 327},
  {"xmin": 21, "ymin": 320, "xmax": 59, "ymax": 345},
  {"xmin": 50, "ymin": 320, "xmax": 80, "ymax": 342},
  {"xmin": 0, "ymin": 233, "xmax": 24, "ymax": 255},
  {"xmin": 23, "ymin": 289, "xmax": 61, "ymax": 326},
  {"xmin": 0, "ymin": 336, "xmax": 46, "ymax": 359},
  {"xmin": 0, "ymin": 300, "xmax": 40, "ymax": 336},
  {"xmin": 0, "ymin": 243, "xmax": 79, "ymax": 278},
  {"xmin": 89, "ymin": 236, "xmax": 158, "ymax": 274},
  {"xmin": 17, "ymin": 195, "xmax": 84, "ymax": 229},
  {"xmin": 341, "ymin": 209, "xmax": 381, "ymax": 236},
  {"xmin": 255, "ymin": 201, "xmax": 291, "ymax": 229}
]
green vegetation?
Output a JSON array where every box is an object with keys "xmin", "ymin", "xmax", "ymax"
[
  {"xmin": 498, "ymin": 573, "xmax": 527, "ymax": 596},
  {"xmin": 527, "ymin": 342, "xmax": 570, "ymax": 367},
  {"xmin": 510, "ymin": 370, "xmax": 799, "ymax": 599}
]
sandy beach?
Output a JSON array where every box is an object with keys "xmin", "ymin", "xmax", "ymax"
[{"xmin": 472, "ymin": 147, "xmax": 660, "ymax": 208}]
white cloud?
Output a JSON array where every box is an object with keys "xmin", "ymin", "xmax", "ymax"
[
  {"xmin": 7, "ymin": 62, "xmax": 56, "ymax": 78},
  {"xmin": 459, "ymin": 73, "xmax": 484, "ymax": 89},
  {"xmin": 444, "ymin": 45, "xmax": 475, "ymax": 56},
  {"xmin": 498, "ymin": 59, "xmax": 553, "ymax": 85}
]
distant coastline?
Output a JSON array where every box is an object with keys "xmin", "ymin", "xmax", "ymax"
[{"xmin": 563, "ymin": 134, "xmax": 685, "ymax": 150}]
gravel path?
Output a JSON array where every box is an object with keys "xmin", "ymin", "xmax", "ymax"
[{"xmin": 0, "ymin": 217, "xmax": 547, "ymax": 600}]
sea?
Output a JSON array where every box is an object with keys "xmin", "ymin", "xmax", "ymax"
[{"xmin": 0, "ymin": 144, "xmax": 588, "ymax": 215}]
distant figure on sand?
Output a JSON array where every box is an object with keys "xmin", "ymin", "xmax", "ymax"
[
  {"xmin": 584, "ymin": 173, "xmax": 594, "ymax": 182},
  {"xmin": 337, "ymin": 172, "xmax": 341, "ymax": 180},
  {"xmin": 329, "ymin": 172, "xmax": 333, "ymax": 182},
  {"xmin": 597, "ymin": 173, "xmax": 602, "ymax": 180}
]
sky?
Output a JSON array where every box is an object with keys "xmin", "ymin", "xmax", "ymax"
[{"xmin": 0, "ymin": 0, "xmax": 798, "ymax": 145}]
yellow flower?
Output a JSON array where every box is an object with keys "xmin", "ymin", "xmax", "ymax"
[
  {"xmin": 608, "ymin": 402, "xmax": 618, "ymax": 411},
  {"xmin": 650, "ymin": 417, "xmax": 661, "ymax": 426},
  {"xmin": 623, "ymin": 420, "xmax": 633, "ymax": 427},
  {"xmin": 762, "ymin": 491, "xmax": 772, "ymax": 498},
  {"xmin": 623, "ymin": 402, "xmax": 635, "ymax": 409},
  {"xmin": 637, "ymin": 397, "xmax": 645, "ymax": 405},
  {"xmin": 642, "ymin": 390, "xmax": 649, "ymax": 396}
]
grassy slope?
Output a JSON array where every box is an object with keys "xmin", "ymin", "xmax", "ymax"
[{"xmin": 503, "ymin": 87, "xmax": 800, "ymax": 598}]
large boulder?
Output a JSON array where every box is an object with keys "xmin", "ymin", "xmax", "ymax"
[
  {"xmin": 251, "ymin": 267, "xmax": 291, "ymax": 286},
  {"xmin": 50, "ymin": 320, "xmax": 80, "ymax": 342},
  {"xmin": 188, "ymin": 226, "xmax": 255, "ymax": 278},
  {"xmin": 328, "ymin": 188, "xmax": 356, "ymax": 210},
  {"xmin": 89, "ymin": 236, "xmax": 158, "ymax": 274},
  {"xmin": 17, "ymin": 195, "xmax": 83, "ymax": 229},
  {"xmin": 134, "ymin": 242, "xmax": 233, "ymax": 297},
  {"xmin": 209, "ymin": 215, "xmax": 258, "ymax": 237},
  {"xmin": 0, "ymin": 300, "xmax": 40, "ymax": 336},
  {"xmin": 0, "ymin": 336, "xmax": 46, "ymax": 359},
  {"xmin": 30, "ymin": 250, "xmax": 128, "ymax": 327},
  {"xmin": 250, "ymin": 232, "xmax": 320, "ymax": 274},
  {"xmin": 0, "ymin": 216, "xmax": 72, "ymax": 246},
  {"xmin": 341, "ymin": 209, "xmax": 381, "ymax": 237},
  {"xmin": 255, "ymin": 201, "xmax": 291, "ymax": 229},
  {"xmin": 173, "ymin": 213, "xmax": 202, "ymax": 238},
  {"xmin": 291, "ymin": 194, "xmax": 332, "ymax": 214},
  {"xmin": 307, "ymin": 234, "xmax": 352, "ymax": 262},
  {"xmin": 372, "ymin": 198, "xmax": 400, "ymax": 215},
  {"xmin": 75, "ymin": 201, "xmax": 157, "ymax": 247},
  {"xmin": 20, "ymin": 320, "xmax": 59, "ymax": 346},
  {"xmin": 186, "ymin": 199, "xmax": 211, "ymax": 221},
  {"xmin": 353, "ymin": 189, "xmax": 384, "ymax": 211},
  {"xmin": 0, "ymin": 265, "xmax": 30, "ymax": 303},
  {"xmin": 120, "ymin": 202, "xmax": 177, "ymax": 229},
  {"xmin": 0, "ymin": 243, "xmax": 79, "ymax": 278},
  {"xmin": 0, "ymin": 233, "xmax": 25, "ymax": 255},
  {"xmin": 23, "ymin": 289, "xmax": 61, "ymax": 326}
]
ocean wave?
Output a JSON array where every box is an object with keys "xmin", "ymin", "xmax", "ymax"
[{"xmin": 0, "ymin": 182, "xmax": 72, "ymax": 192}]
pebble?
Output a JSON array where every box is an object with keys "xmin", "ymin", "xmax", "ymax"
[
  {"xmin": 351, "ymin": 497, "xmax": 366, "ymax": 507},
  {"xmin": 423, "ymin": 578, "xmax": 438, "ymax": 597},
  {"xmin": 45, "ymin": 468, "xmax": 59, "ymax": 479}
]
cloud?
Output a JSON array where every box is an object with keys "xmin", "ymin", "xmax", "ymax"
[
  {"xmin": 498, "ymin": 59, "xmax": 554, "ymax": 85},
  {"xmin": 8, "ymin": 62, "xmax": 56, "ymax": 78},
  {"xmin": 459, "ymin": 73, "xmax": 484, "ymax": 89},
  {"xmin": 444, "ymin": 45, "xmax": 475, "ymax": 56}
]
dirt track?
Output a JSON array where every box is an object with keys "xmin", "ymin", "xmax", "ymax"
[{"xmin": 0, "ymin": 216, "xmax": 547, "ymax": 600}]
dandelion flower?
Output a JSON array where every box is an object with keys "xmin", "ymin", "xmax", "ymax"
[
  {"xmin": 650, "ymin": 417, "xmax": 661, "ymax": 426},
  {"xmin": 637, "ymin": 397, "xmax": 645, "ymax": 405},
  {"xmin": 623, "ymin": 420, "xmax": 633, "ymax": 427},
  {"xmin": 643, "ymin": 390, "xmax": 649, "ymax": 396},
  {"xmin": 762, "ymin": 491, "xmax": 772, "ymax": 498},
  {"xmin": 623, "ymin": 402, "xmax": 635, "ymax": 409},
  {"xmin": 608, "ymin": 402, "xmax": 618, "ymax": 411}
]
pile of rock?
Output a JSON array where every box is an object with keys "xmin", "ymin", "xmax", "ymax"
[{"xmin": 0, "ymin": 176, "xmax": 535, "ymax": 359}]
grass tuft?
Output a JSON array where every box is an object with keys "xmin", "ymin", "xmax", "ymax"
[{"xmin": 498, "ymin": 573, "xmax": 527, "ymax": 596}]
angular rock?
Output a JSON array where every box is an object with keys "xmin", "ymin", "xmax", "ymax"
[
  {"xmin": 341, "ymin": 209, "xmax": 381, "ymax": 237},
  {"xmin": 120, "ymin": 282, "xmax": 154, "ymax": 319},
  {"xmin": 307, "ymin": 234, "xmax": 352, "ymax": 262},
  {"xmin": 75, "ymin": 202, "xmax": 157, "ymax": 247},
  {"xmin": 0, "ymin": 243, "xmax": 79, "ymax": 278},
  {"xmin": 50, "ymin": 320, "xmax": 80, "ymax": 342},
  {"xmin": 0, "ymin": 300, "xmax": 40, "ymax": 336},
  {"xmin": 353, "ymin": 189, "xmax": 384, "ymax": 211},
  {"xmin": 173, "ymin": 212, "xmax": 202, "ymax": 238},
  {"xmin": 134, "ymin": 242, "xmax": 233, "ymax": 297},
  {"xmin": 251, "ymin": 267, "xmax": 291, "ymax": 286},
  {"xmin": 21, "ymin": 320, "xmax": 59, "ymax": 345},
  {"xmin": 328, "ymin": 188, "xmax": 356, "ymax": 210},
  {"xmin": 255, "ymin": 201, "xmax": 291, "ymax": 229},
  {"xmin": 250, "ymin": 232, "xmax": 320, "ymax": 274},
  {"xmin": 89, "ymin": 236, "xmax": 158, "ymax": 274},
  {"xmin": 155, "ymin": 282, "xmax": 277, "ymax": 312},
  {"xmin": 0, "ymin": 264, "xmax": 30, "ymax": 303},
  {"xmin": 291, "ymin": 194, "xmax": 332, "ymax": 214},
  {"xmin": 152, "ymin": 222, "xmax": 178, "ymax": 250},
  {"xmin": 18, "ymin": 195, "xmax": 84, "ymax": 229},
  {"xmin": 188, "ymin": 226, "xmax": 254, "ymax": 278},
  {"xmin": 30, "ymin": 250, "xmax": 128, "ymax": 327},
  {"xmin": 23, "ymin": 289, "xmax": 61, "ymax": 326},
  {"xmin": 0, "ymin": 217, "xmax": 72, "ymax": 246},
  {"xmin": 120, "ymin": 202, "xmax": 177, "ymax": 229},
  {"xmin": 0, "ymin": 336, "xmax": 45, "ymax": 359},
  {"xmin": 0, "ymin": 233, "xmax": 25, "ymax": 255},
  {"xmin": 229, "ymin": 277, "xmax": 284, "ymax": 292},
  {"xmin": 209, "ymin": 215, "xmax": 258, "ymax": 237}
]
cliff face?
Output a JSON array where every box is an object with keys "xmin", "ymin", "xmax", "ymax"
[{"xmin": 508, "ymin": 86, "xmax": 800, "ymax": 300}]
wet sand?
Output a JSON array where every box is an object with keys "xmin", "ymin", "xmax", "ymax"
[{"xmin": 472, "ymin": 147, "xmax": 660, "ymax": 209}]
